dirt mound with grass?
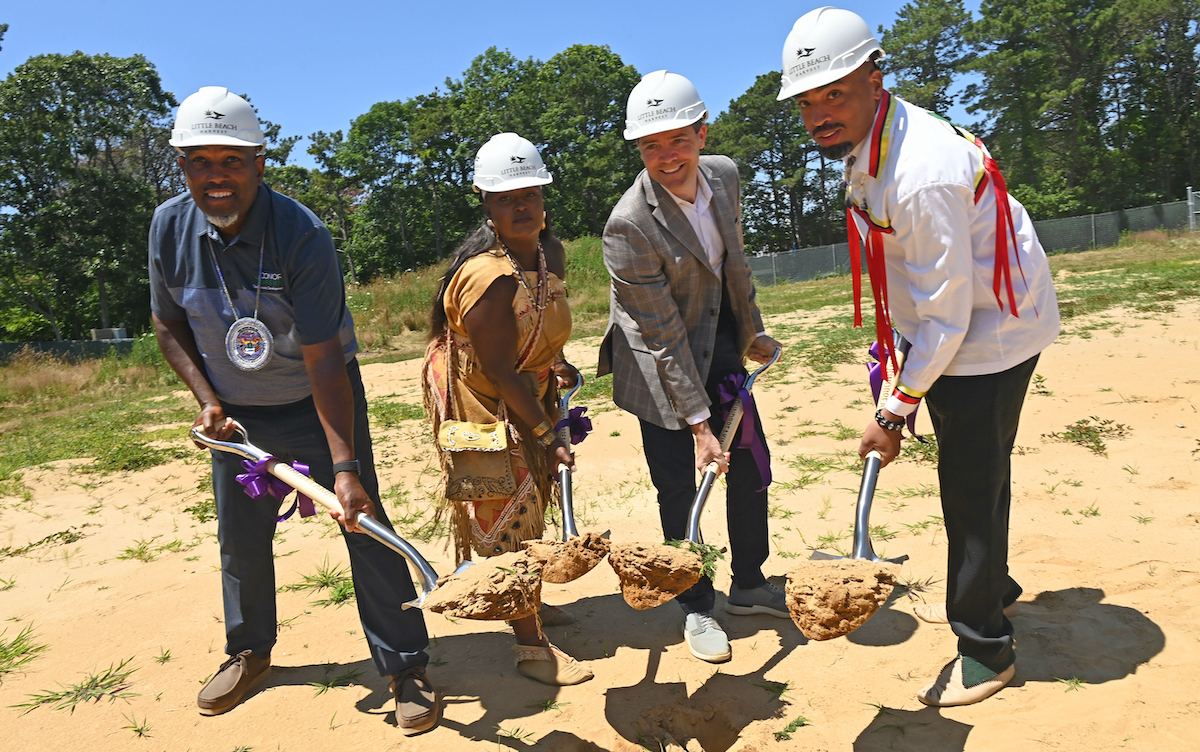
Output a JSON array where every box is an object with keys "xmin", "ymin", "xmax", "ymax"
[
  {"xmin": 523, "ymin": 531, "xmax": 611, "ymax": 584},
  {"xmin": 785, "ymin": 560, "xmax": 898, "ymax": 640},
  {"xmin": 608, "ymin": 542, "xmax": 702, "ymax": 610},
  {"xmin": 423, "ymin": 551, "xmax": 543, "ymax": 620}
]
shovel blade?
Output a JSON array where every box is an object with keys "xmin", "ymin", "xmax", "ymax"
[{"xmin": 809, "ymin": 549, "xmax": 908, "ymax": 564}]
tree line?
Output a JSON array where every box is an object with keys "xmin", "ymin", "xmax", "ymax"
[{"xmin": 1, "ymin": 0, "xmax": 1197, "ymax": 341}]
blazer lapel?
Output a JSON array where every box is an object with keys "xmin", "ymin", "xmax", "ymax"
[
  {"xmin": 643, "ymin": 170, "xmax": 716, "ymax": 276},
  {"xmin": 704, "ymin": 162, "xmax": 742, "ymax": 260}
]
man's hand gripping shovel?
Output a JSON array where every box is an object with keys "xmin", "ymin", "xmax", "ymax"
[
  {"xmin": 609, "ymin": 347, "xmax": 782, "ymax": 609},
  {"xmin": 191, "ymin": 422, "xmax": 539, "ymax": 620}
]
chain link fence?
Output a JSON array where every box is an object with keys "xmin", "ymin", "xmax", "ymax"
[{"xmin": 748, "ymin": 197, "xmax": 1195, "ymax": 287}]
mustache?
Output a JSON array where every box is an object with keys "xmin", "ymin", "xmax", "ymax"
[{"xmin": 812, "ymin": 123, "xmax": 846, "ymax": 137}]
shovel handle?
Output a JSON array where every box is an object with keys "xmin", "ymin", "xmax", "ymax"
[
  {"xmin": 189, "ymin": 423, "xmax": 441, "ymax": 609},
  {"xmin": 556, "ymin": 375, "xmax": 583, "ymax": 541}
]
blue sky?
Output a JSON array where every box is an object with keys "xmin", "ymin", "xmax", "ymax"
[{"xmin": 2, "ymin": 1, "xmax": 977, "ymax": 169}]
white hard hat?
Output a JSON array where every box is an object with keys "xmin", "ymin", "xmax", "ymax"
[
  {"xmin": 776, "ymin": 7, "xmax": 885, "ymax": 101},
  {"xmin": 169, "ymin": 86, "xmax": 266, "ymax": 150},
  {"xmin": 472, "ymin": 132, "xmax": 553, "ymax": 193},
  {"xmin": 623, "ymin": 70, "xmax": 708, "ymax": 141}
]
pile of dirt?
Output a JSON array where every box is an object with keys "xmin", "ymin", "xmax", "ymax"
[
  {"xmin": 608, "ymin": 542, "xmax": 702, "ymax": 610},
  {"xmin": 784, "ymin": 559, "xmax": 899, "ymax": 640},
  {"xmin": 423, "ymin": 551, "xmax": 543, "ymax": 620},
  {"xmin": 523, "ymin": 531, "xmax": 612, "ymax": 584}
]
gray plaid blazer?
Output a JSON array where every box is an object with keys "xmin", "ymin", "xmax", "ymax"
[{"xmin": 597, "ymin": 155, "xmax": 765, "ymax": 430}]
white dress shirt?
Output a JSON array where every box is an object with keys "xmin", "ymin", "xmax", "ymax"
[{"xmin": 844, "ymin": 93, "xmax": 1061, "ymax": 417}]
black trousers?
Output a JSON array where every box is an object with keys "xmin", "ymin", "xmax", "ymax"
[
  {"xmin": 925, "ymin": 354, "xmax": 1039, "ymax": 672},
  {"xmin": 637, "ymin": 279, "xmax": 770, "ymax": 614},
  {"xmin": 212, "ymin": 359, "xmax": 429, "ymax": 676}
]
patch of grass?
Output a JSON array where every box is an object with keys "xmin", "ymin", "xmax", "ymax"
[
  {"xmin": 1042, "ymin": 416, "xmax": 1131, "ymax": 456},
  {"xmin": 0, "ymin": 528, "xmax": 86, "ymax": 559},
  {"xmin": 754, "ymin": 679, "xmax": 793, "ymax": 702},
  {"xmin": 895, "ymin": 575, "xmax": 940, "ymax": 601},
  {"xmin": 575, "ymin": 373, "xmax": 613, "ymax": 404},
  {"xmin": 898, "ymin": 435, "xmax": 939, "ymax": 465},
  {"xmin": 1132, "ymin": 515, "xmax": 1154, "ymax": 525},
  {"xmin": 774, "ymin": 715, "xmax": 812, "ymax": 741},
  {"xmin": 121, "ymin": 712, "xmax": 151, "ymax": 737},
  {"xmin": 86, "ymin": 441, "xmax": 189, "ymax": 474},
  {"xmin": 279, "ymin": 558, "xmax": 352, "ymax": 593},
  {"xmin": 0, "ymin": 472, "xmax": 32, "ymax": 502},
  {"xmin": 496, "ymin": 724, "xmax": 537, "ymax": 745},
  {"xmin": 0, "ymin": 576, "xmax": 14, "ymax": 591},
  {"xmin": 153, "ymin": 648, "xmax": 171, "ymax": 664},
  {"xmin": 1031, "ymin": 373, "xmax": 1053, "ymax": 396},
  {"xmin": 368, "ymin": 398, "xmax": 425, "ymax": 427},
  {"xmin": 664, "ymin": 539, "xmax": 725, "ymax": 580},
  {"xmin": 1055, "ymin": 675, "xmax": 1086, "ymax": 692},
  {"xmin": 0, "ymin": 623, "xmax": 49, "ymax": 678},
  {"xmin": 826, "ymin": 419, "xmax": 858, "ymax": 441},
  {"xmin": 310, "ymin": 665, "xmax": 363, "ymax": 696},
  {"xmin": 312, "ymin": 580, "xmax": 356, "ymax": 608},
  {"xmin": 13, "ymin": 657, "xmax": 138, "ymax": 714},
  {"xmin": 117, "ymin": 539, "xmax": 159, "ymax": 563},
  {"xmin": 527, "ymin": 698, "xmax": 571, "ymax": 713},
  {"xmin": 183, "ymin": 499, "xmax": 217, "ymax": 523}
]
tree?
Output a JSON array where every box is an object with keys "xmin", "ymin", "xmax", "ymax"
[
  {"xmin": 0, "ymin": 52, "xmax": 175, "ymax": 339},
  {"xmin": 535, "ymin": 45, "xmax": 643, "ymax": 238},
  {"xmin": 878, "ymin": 0, "xmax": 975, "ymax": 114},
  {"xmin": 707, "ymin": 73, "xmax": 836, "ymax": 253}
]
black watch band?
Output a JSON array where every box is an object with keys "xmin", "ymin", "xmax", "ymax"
[
  {"xmin": 875, "ymin": 409, "xmax": 905, "ymax": 432},
  {"xmin": 332, "ymin": 460, "xmax": 361, "ymax": 476}
]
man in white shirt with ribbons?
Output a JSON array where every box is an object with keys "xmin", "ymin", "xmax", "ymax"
[{"xmin": 777, "ymin": 7, "xmax": 1060, "ymax": 706}]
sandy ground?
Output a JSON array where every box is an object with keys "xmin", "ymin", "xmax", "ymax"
[{"xmin": 1, "ymin": 298, "xmax": 1199, "ymax": 752}]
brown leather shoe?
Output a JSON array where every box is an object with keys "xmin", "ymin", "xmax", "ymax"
[
  {"xmin": 391, "ymin": 666, "xmax": 439, "ymax": 734},
  {"xmin": 197, "ymin": 650, "xmax": 271, "ymax": 715}
]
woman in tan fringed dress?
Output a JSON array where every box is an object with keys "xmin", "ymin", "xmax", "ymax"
[{"xmin": 423, "ymin": 133, "xmax": 592, "ymax": 686}]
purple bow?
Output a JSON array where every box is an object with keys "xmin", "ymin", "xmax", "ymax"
[
  {"xmin": 554, "ymin": 406, "xmax": 593, "ymax": 445},
  {"xmin": 236, "ymin": 457, "xmax": 316, "ymax": 521},
  {"xmin": 868, "ymin": 341, "xmax": 925, "ymax": 442},
  {"xmin": 715, "ymin": 372, "xmax": 772, "ymax": 491}
]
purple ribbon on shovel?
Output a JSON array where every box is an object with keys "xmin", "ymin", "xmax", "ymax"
[
  {"xmin": 554, "ymin": 406, "xmax": 593, "ymax": 445},
  {"xmin": 236, "ymin": 457, "xmax": 317, "ymax": 521},
  {"xmin": 868, "ymin": 341, "xmax": 925, "ymax": 442},
  {"xmin": 716, "ymin": 372, "xmax": 772, "ymax": 491}
]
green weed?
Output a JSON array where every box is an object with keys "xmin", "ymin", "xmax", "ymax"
[
  {"xmin": 0, "ymin": 528, "xmax": 86, "ymax": 559},
  {"xmin": 368, "ymin": 398, "xmax": 425, "ymax": 427},
  {"xmin": 0, "ymin": 623, "xmax": 49, "ymax": 678},
  {"xmin": 774, "ymin": 715, "xmax": 812, "ymax": 741},
  {"xmin": 310, "ymin": 665, "xmax": 363, "ymax": 696},
  {"xmin": 183, "ymin": 499, "xmax": 217, "ymax": 523},
  {"xmin": 1042, "ymin": 416, "xmax": 1131, "ymax": 456},
  {"xmin": 13, "ymin": 657, "xmax": 138, "ymax": 714}
]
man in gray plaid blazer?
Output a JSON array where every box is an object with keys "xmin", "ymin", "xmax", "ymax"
[{"xmin": 598, "ymin": 71, "xmax": 784, "ymax": 663}]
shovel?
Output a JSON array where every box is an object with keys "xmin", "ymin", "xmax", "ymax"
[
  {"xmin": 524, "ymin": 374, "xmax": 611, "ymax": 583},
  {"xmin": 810, "ymin": 335, "xmax": 911, "ymax": 565},
  {"xmin": 191, "ymin": 421, "xmax": 468, "ymax": 611},
  {"xmin": 609, "ymin": 347, "xmax": 781, "ymax": 609},
  {"xmin": 686, "ymin": 346, "xmax": 782, "ymax": 545}
]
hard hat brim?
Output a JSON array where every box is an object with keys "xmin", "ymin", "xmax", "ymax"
[
  {"xmin": 777, "ymin": 48, "xmax": 885, "ymax": 102},
  {"xmin": 168, "ymin": 133, "xmax": 268, "ymax": 149},
  {"xmin": 472, "ymin": 175, "xmax": 553, "ymax": 193}
]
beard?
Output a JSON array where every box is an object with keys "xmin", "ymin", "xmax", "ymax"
[
  {"xmin": 816, "ymin": 141, "xmax": 855, "ymax": 160},
  {"xmin": 205, "ymin": 212, "xmax": 240, "ymax": 229}
]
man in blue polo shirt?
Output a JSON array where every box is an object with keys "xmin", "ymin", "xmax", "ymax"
[{"xmin": 148, "ymin": 87, "xmax": 437, "ymax": 732}]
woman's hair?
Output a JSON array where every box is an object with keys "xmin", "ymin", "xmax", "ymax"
[{"xmin": 428, "ymin": 199, "xmax": 555, "ymax": 337}]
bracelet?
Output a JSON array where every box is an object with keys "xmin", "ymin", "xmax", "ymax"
[
  {"xmin": 332, "ymin": 460, "xmax": 361, "ymax": 475},
  {"xmin": 532, "ymin": 420, "xmax": 556, "ymax": 447},
  {"xmin": 875, "ymin": 409, "xmax": 905, "ymax": 432}
]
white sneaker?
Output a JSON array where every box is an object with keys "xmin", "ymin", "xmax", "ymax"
[{"xmin": 683, "ymin": 612, "xmax": 731, "ymax": 663}]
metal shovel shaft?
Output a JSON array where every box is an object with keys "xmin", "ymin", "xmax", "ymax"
[
  {"xmin": 557, "ymin": 375, "xmax": 583, "ymax": 541},
  {"xmin": 685, "ymin": 347, "xmax": 781, "ymax": 544},
  {"xmin": 190, "ymin": 423, "xmax": 442, "ymax": 609}
]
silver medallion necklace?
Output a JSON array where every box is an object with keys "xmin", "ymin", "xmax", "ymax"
[{"xmin": 207, "ymin": 229, "xmax": 273, "ymax": 371}]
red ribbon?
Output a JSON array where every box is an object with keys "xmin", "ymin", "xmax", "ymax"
[{"xmin": 847, "ymin": 207, "xmax": 899, "ymax": 384}]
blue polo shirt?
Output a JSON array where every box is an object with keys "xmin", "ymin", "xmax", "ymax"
[{"xmin": 148, "ymin": 184, "xmax": 358, "ymax": 406}]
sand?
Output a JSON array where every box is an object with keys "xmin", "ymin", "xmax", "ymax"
[
  {"xmin": 784, "ymin": 560, "xmax": 899, "ymax": 641},
  {"xmin": 524, "ymin": 531, "xmax": 612, "ymax": 584},
  {"xmin": 421, "ymin": 551, "xmax": 542, "ymax": 621},
  {"xmin": 2, "ymin": 297, "xmax": 1199, "ymax": 750},
  {"xmin": 607, "ymin": 542, "xmax": 704, "ymax": 610}
]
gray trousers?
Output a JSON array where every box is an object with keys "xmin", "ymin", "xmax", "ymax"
[
  {"xmin": 925, "ymin": 354, "xmax": 1039, "ymax": 672},
  {"xmin": 211, "ymin": 359, "xmax": 428, "ymax": 676}
]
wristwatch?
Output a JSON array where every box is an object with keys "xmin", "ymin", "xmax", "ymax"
[
  {"xmin": 332, "ymin": 460, "xmax": 361, "ymax": 476},
  {"xmin": 875, "ymin": 409, "xmax": 905, "ymax": 432}
]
